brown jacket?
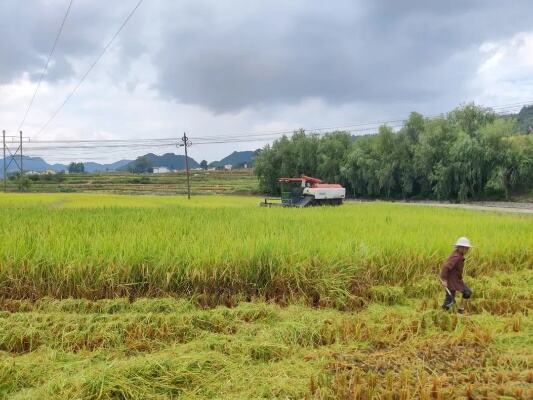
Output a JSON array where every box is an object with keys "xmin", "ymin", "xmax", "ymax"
[{"xmin": 440, "ymin": 250, "xmax": 467, "ymax": 291}]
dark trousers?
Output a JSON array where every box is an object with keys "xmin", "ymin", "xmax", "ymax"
[{"xmin": 442, "ymin": 286, "xmax": 472, "ymax": 310}]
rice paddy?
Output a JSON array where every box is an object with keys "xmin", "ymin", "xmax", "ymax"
[
  {"xmin": 0, "ymin": 193, "xmax": 531, "ymax": 399},
  {"xmin": 4, "ymin": 170, "xmax": 258, "ymax": 195}
]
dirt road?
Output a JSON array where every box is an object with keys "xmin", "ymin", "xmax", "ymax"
[{"xmin": 347, "ymin": 200, "xmax": 533, "ymax": 215}]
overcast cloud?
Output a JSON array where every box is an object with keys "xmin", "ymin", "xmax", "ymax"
[{"xmin": 1, "ymin": 0, "xmax": 532, "ymax": 162}]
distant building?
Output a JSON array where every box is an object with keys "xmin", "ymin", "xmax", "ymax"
[
  {"xmin": 224, "ymin": 164, "xmax": 232, "ymax": 171},
  {"xmin": 24, "ymin": 170, "xmax": 40, "ymax": 175},
  {"xmin": 152, "ymin": 166, "xmax": 170, "ymax": 174},
  {"xmin": 44, "ymin": 170, "xmax": 56, "ymax": 175}
]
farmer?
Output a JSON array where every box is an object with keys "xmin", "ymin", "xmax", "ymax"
[{"xmin": 440, "ymin": 237, "xmax": 473, "ymax": 314}]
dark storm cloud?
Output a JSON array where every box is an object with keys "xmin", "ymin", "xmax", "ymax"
[
  {"xmin": 0, "ymin": 0, "xmax": 141, "ymax": 84},
  {"xmin": 1, "ymin": 0, "xmax": 532, "ymax": 112},
  {"xmin": 155, "ymin": 0, "xmax": 533, "ymax": 112}
]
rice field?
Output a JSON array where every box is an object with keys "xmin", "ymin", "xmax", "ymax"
[
  {"xmin": 0, "ymin": 193, "xmax": 531, "ymax": 303},
  {"xmin": 5, "ymin": 170, "xmax": 258, "ymax": 195},
  {"xmin": 0, "ymin": 193, "xmax": 531, "ymax": 399}
]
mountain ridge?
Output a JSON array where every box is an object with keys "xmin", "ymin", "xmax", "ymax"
[
  {"xmin": 209, "ymin": 150, "xmax": 257, "ymax": 168},
  {"xmin": 0, "ymin": 150, "xmax": 257, "ymax": 175},
  {"xmin": 0, "ymin": 156, "xmax": 133, "ymax": 175}
]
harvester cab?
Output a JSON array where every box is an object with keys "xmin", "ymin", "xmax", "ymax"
[{"xmin": 260, "ymin": 175, "xmax": 345, "ymax": 207}]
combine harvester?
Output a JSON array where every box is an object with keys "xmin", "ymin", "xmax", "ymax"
[{"xmin": 261, "ymin": 175, "xmax": 345, "ymax": 207}]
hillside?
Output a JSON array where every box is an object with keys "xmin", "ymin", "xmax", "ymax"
[
  {"xmin": 83, "ymin": 159, "xmax": 132, "ymax": 172},
  {"xmin": 1, "ymin": 150, "xmax": 257, "ymax": 175},
  {"xmin": 120, "ymin": 153, "xmax": 200, "ymax": 171},
  {"xmin": 209, "ymin": 150, "xmax": 257, "ymax": 168},
  {"xmin": 0, "ymin": 156, "xmax": 133, "ymax": 175},
  {"xmin": 0, "ymin": 156, "xmax": 67, "ymax": 175}
]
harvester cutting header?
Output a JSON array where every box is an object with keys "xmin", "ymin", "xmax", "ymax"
[{"xmin": 261, "ymin": 175, "xmax": 345, "ymax": 207}]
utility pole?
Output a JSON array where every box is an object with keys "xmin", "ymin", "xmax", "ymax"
[
  {"xmin": 177, "ymin": 132, "xmax": 192, "ymax": 199},
  {"xmin": 2, "ymin": 130, "xmax": 28, "ymax": 192},
  {"xmin": 19, "ymin": 131, "xmax": 23, "ymax": 176},
  {"xmin": 2, "ymin": 130, "xmax": 6, "ymax": 193}
]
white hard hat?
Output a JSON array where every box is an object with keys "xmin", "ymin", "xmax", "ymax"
[{"xmin": 454, "ymin": 237, "xmax": 472, "ymax": 248}]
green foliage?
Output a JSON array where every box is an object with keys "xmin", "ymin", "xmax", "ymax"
[
  {"xmin": 68, "ymin": 162, "xmax": 84, "ymax": 173},
  {"xmin": 255, "ymin": 104, "xmax": 533, "ymax": 201},
  {"xmin": 516, "ymin": 104, "xmax": 533, "ymax": 133},
  {"xmin": 130, "ymin": 175, "xmax": 151, "ymax": 184},
  {"xmin": 254, "ymin": 130, "xmax": 344, "ymax": 194},
  {"xmin": 497, "ymin": 136, "xmax": 533, "ymax": 199},
  {"xmin": 128, "ymin": 156, "xmax": 153, "ymax": 173},
  {"xmin": 317, "ymin": 131, "xmax": 352, "ymax": 183},
  {"xmin": 28, "ymin": 172, "xmax": 66, "ymax": 183},
  {"xmin": 17, "ymin": 176, "xmax": 31, "ymax": 192}
]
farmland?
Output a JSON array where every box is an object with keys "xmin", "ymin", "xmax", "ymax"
[
  {"xmin": 4, "ymin": 170, "xmax": 258, "ymax": 195},
  {"xmin": 0, "ymin": 194, "xmax": 531, "ymax": 399}
]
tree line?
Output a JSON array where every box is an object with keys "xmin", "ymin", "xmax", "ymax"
[{"xmin": 254, "ymin": 104, "xmax": 533, "ymax": 201}]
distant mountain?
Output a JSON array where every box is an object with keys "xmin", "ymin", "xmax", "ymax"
[
  {"xmin": 209, "ymin": 150, "xmax": 257, "ymax": 168},
  {"xmin": 0, "ymin": 156, "xmax": 134, "ymax": 175},
  {"xmin": 84, "ymin": 159, "xmax": 132, "ymax": 172},
  {"xmin": 0, "ymin": 149, "xmax": 255, "ymax": 176},
  {"xmin": 120, "ymin": 153, "xmax": 200, "ymax": 171},
  {"xmin": 0, "ymin": 156, "xmax": 67, "ymax": 175}
]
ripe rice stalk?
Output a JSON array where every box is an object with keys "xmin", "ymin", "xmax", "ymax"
[{"xmin": 0, "ymin": 194, "xmax": 530, "ymax": 304}]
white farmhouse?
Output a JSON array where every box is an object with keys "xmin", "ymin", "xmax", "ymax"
[
  {"xmin": 152, "ymin": 167, "xmax": 170, "ymax": 174},
  {"xmin": 224, "ymin": 164, "xmax": 232, "ymax": 171}
]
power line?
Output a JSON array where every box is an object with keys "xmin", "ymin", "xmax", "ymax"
[
  {"xmin": 30, "ymin": 138, "xmax": 179, "ymax": 143},
  {"xmin": 20, "ymin": 99, "xmax": 532, "ymax": 162},
  {"xmin": 189, "ymin": 100, "xmax": 532, "ymax": 141},
  {"xmin": 18, "ymin": 0, "xmax": 75, "ymax": 132},
  {"xmin": 24, "ymin": 143, "xmax": 175, "ymax": 151},
  {"xmin": 34, "ymin": 0, "xmax": 145, "ymax": 138},
  {"xmin": 28, "ymin": 99, "xmax": 533, "ymax": 146}
]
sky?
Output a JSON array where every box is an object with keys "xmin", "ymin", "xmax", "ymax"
[{"xmin": 1, "ymin": 0, "xmax": 533, "ymax": 163}]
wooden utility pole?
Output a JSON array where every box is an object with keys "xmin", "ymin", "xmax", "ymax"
[{"xmin": 177, "ymin": 132, "xmax": 192, "ymax": 199}]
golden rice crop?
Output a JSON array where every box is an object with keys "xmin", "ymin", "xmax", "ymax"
[
  {"xmin": 0, "ymin": 193, "xmax": 531, "ymax": 305},
  {"xmin": 0, "ymin": 299, "xmax": 530, "ymax": 399},
  {"xmin": 0, "ymin": 193, "xmax": 530, "ymax": 399}
]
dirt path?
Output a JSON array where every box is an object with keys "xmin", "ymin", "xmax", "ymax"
[{"xmin": 347, "ymin": 200, "xmax": 533, "ymax": 215}]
